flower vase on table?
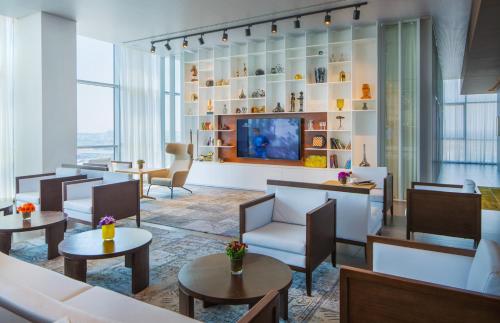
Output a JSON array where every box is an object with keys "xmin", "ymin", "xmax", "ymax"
[
  {"xmin": 226, "ymin": 241, "xmax": 247, "ymax": 275},
  {"xmin": 17, "ymin": 203, "xmax": 35, "ymax": 220},
  {"xmin": 338, "ymin": 171, "xmax": 350, "ymax": 185},
  {"xmin": 99, "ymin": 216, "xmax": 116, "ymax": 241}
]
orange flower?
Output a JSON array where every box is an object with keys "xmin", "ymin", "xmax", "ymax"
[{"xmin": 17, "ymin": 203, "xmax": 35, "ymax": 214}]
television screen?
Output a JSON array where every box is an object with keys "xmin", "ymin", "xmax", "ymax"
[{"xmin": 237, "ymin": 118, "xmax": 301, "ymax": 160}]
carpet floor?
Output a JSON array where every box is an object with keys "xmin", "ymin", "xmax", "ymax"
[{"xmin": 10, "ymin": 221, "xmax": 340, "ymax": 322}]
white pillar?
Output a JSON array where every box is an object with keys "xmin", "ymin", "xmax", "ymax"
[{"xmin": 14, "ymin": 12, "xmax": 77, "ymax": 176}]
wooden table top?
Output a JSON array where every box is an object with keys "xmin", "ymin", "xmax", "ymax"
[
  {"xmin": 58, "ymin": 227, "xmax": 152, "ymax": 260},
  {"xmin": 116, "ymin": 168, "xmax": 167, "ymax": 175},
  {"xmin": 178, "ymin": 253, "xmax": 292, "ymax": 304},
  {"xmin": 323, "ymin": 180, "xmax": 376, "ymax": 190},
  {"xmin": 0, "ymin": 211, "xmax": 66, "ymax": 233}
]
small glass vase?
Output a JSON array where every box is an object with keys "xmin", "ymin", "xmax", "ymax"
[
  {"xmin": 101, "ymin": 223, "xmax": 115, "ymax": 241},
  {"xmin": 22, "ymin": 212, "xmax": 31, "ymax": 220},
  {"xmin": 339, "ymin": 177, "xmax": 347, "ymax": 185},
  {"xmin": 230, "ymin": 257, "xmax": 243, "ymax": 275}
]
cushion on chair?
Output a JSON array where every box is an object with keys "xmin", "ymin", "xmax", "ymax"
[
  {"xmin": 64, "ymin": 209, "xmax": 92, "ymax": 223},
  {"xmin": 370, "ymin": 188, "xmax": 384, "ymax": 203},
  {"xmin": 272, "ymin": 186, "xmax": 327, "ymax": 225},
  {"xmin": 466, "ymin": 240, "xmax": 500, "ymax": 296},
  {"xmin": 64, "ymin": 199, "xmax": 92, "ymax": 214},
  {"xmin": 151, "ymin": 177, "xmax": 172, "ymax": 187},
  {"xmin": 55, "ymin": 167, "xmax": 80, "ymax": 177},
  {"xmin": 65, "ymin": 286, "xmax": 199, "ymax": 323},
  {"xmin": 462, "ymin": 179, "xmax": 476, "ymax": 193},
  {"xmin": 368, "ymin": 204, "xmax": 383, "ymax": 235},
  {"xmin": 242, "ymin": 222, "xmax": 306, "ymax": 255},
  {"xmin": 15, "ymin": 192, "xmax": 40, "ymax": 205},
  {"xmin": 247, "ymin": 246, "xmax": 306, "ymax": 269}
]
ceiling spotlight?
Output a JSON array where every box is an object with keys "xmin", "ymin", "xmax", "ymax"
[
  {"xmin": 222, "ymin": 29, "xmax": 228, "ymax": 42},
  {"xmin": 353, "ymin": 6, "xmax": 360, "ymax": 20},
  {"xmin": 245, "ymin": 26, "xmax": 251, "ymax": 37},
  {"xmin": 271, "ymin": 21, "xmax": 277, "ymax": 33},
  {"xmin": 150, "ymin": 43, "xmax": 156, "ymax": 54},
  {"xmin": 165, "ymin": 40, "xmax": 171, "ymax": 51},
  {"xmin": 198, "ymin": 34, "xmax": 205, "ymax": 45},
  {"xmin": 182, "ymin": 37, "xmax": 188, "ymax": 48},
  {"xmin": 324, "ymin": 12, "xmax": 332, "ymax": 25},
  {"xmin": 294, "ymin": 17, "xmax": 301, "ymax": 29}
]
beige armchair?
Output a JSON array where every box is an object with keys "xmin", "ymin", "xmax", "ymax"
[{"xmin": 147, "ymin": 143, "xmax": 194, "ymax": 199}]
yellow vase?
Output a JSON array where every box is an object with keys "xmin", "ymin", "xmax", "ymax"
[{"xmin": 102, "ymin": 224, "xmax": 115, "ymax": 241}]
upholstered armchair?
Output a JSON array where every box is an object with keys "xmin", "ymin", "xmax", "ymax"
[
  {"xmin": 340, "ymin": 236, "xmax": 500, "ymax": 323},
  {"xmin": 240, "ymin": 184, "xmax": 336, "ymax": 296},
  {"xmin": 62, "ymin": 172, "xmax": 140, "ymax": 228},
  {"xmin": 147, "ymin": 143, "xmax": 194, "ymax": 199},
  {"xmin": 15, "ymin": 167, "xmax": 86, "ymax": 211}
]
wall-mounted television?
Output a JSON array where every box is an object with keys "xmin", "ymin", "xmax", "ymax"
[{"xmin": 236, "ymin": 117, "xmax": 301, "ymax": 160}]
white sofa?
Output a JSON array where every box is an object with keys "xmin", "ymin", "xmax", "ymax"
[{"xmin": 0, "ymin": 252, "xmax": 198, "ymax": 323}]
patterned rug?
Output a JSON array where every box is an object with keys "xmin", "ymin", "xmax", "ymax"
[
  {"xmin": 141, "ymin": 185, "xmax": 264, "ymax": 237},
  {"xmin": 10, "ymin": 221, "xmax": 340, "ymax": 322}
]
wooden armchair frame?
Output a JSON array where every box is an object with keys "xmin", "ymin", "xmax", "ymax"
[{"xmin": 237, "ymin": 290, "xmax": 280, "ymax": 323}]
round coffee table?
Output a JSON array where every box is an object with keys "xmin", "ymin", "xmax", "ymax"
[
  {"xmin": 0, "ymin": 199, "xmax": 13, "ymax": 216},
  {"xmin": 58, "ymin": 227, "xmax": 152, "ymax": 293},
  {"xmin": 0, "ymin": 211, "xmax": 66, "ymax": 260},
  {"xmin": 178, "ymin": 253, "xmax": 292, "ymax": 320}
]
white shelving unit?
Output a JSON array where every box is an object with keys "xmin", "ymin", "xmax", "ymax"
[{"xmin": 183, "ymin": 24, "xmax": 378, "ymax": 169}]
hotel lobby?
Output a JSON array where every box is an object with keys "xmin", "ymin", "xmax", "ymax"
[{"xmin": 0, "ymin": 0, "xmax": 499, "ymax": 322}]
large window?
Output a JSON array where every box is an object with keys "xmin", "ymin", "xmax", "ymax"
[
  {"xmin": 441, "ymin": 79, "xmax": 497, "ymax": 164},
  {"xmin": 164, "ymin": 55, "xmax": 182, "ymax": 144},
  {"xmin": 76, "ymin": 36, "xmax": 118, "ymax": 163}
]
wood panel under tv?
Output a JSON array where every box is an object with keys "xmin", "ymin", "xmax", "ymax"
[{"xmin": 216, "ymin": 112, "xmax": 327, "ymax": 166}]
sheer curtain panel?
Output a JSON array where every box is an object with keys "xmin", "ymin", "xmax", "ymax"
[
  {"xmin": 118, "ymin": 46, "xmax": 163, "ymax": 168},
  {"xmin": 0, "ymin": 16, "xmax": 14, "ymax": 199}
]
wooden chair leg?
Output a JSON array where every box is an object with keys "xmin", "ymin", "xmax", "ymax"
[
  {"xmin": 170, "ymin": 187, "xmax": 173, "ymax": 199},
  {"xmin": 331, "ymin": 250, "xmax": 336, "ymax": 267},
  {"xmin": 306, "ymin": 269, "xmax": 312, "ymax": 297}
]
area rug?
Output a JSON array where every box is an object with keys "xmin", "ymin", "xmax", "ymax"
[
  {"xmin": 9, "ymin": 222, "xmax": 339, "ymax": 322},
  {"xmin": 478, "ymin": 186, "xmax": 500, "ymax": 211},
  {"xmin": 141, "ymin": 185, "xmax": 264, "ymax": 237}
]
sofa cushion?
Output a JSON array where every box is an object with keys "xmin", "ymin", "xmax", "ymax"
[
  {"xmin": 64, "ymin": 198, "xmax": 92, "ymax": 214},
  {"xmin": 370, "ymin": 188, "xmax": 384, "ymax": 203},
  {"xmin": 64, "ymin": 209, "xmax": 93, "ymax": 223},
  {"xmin": 15, "ymin": 192, "xmax": 40, "ymax": 205},
  {"xmin": 243, "ymin": 222, "xmax": 306, "ymax": 255},
  {"xmin": 65, "ymin": 286, "xmax": 199, "ymax": 323},
  {"xmin": 272, "ymin": 186, "xmax": 327, "ymax": 226},
  {"xmin": 248, "ymin": 245, "xmax": 306, "ymax": 269},
  {"xmin": 56, "ymin": 167, "xmax": 80, "ymax": 177},
  {"xmin": 466, "ymin": 240, "xmax": 500, "ymax": 296},
  {"xmin": 351, "ymin": 167, "xmax": 388, "ymax": 188},
  {"xmin": 0, "ymin": 252, "xmax": 91, "ymax": 301}
]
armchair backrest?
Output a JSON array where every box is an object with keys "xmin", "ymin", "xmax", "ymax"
[
  {"xmin": 271, "ymin": 186, "xmax": 327, "ymax": 226},
  {"xmin": 102, "ymin": 172, "xmax": 131, "ymax": 184},
  {"xmin": 166, "ymin": 143, "xmax": 194, "ymax": 176},
  {"xmin": 351, "ymin": 167, "xmax": 388, "ymax": 188},
  {"xmin": 55, "ymin": 167, "xmax": 80, "ymax": 177}
]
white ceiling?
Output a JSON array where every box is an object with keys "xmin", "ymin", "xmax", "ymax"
[{"xmin": 0, "ymin": 0, "xmax": 473, "ymax": 79}]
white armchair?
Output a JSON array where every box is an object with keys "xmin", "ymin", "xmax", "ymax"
[{"xmin": 240, "ymin": 183, "xmax": 336, "ymax": 296}]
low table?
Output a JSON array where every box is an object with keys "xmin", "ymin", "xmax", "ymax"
[
  {"xmin": 58, "ymin": 227, "xmax": 152, "ymax": 293},
  {"xmin": 0, "ymin": 199, "xmax": 13, "ymax": 216},
  {"xmin": 115, "ymin": 168, "xmax": 168, "ymax": 200},
  {"xmin": 0, "ymin": 211, "xmax": 66, "ymax": 259},
  {"xmin": 178, "ymin": 253, "xmax": 292, "ymax": 320},
  {"xmin": 323, "ymin": 180, "xmax": 376, "ymax": 190}
]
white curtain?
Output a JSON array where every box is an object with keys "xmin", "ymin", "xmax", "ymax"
[
  {"xmin": 118, "ymin": 46, "xmax": 163, "ymax": 168},
  {"xmin": 0, "ymin": 16, "xmax": 14, "ymax": 199}
]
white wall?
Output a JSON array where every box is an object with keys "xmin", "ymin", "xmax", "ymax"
[{"xmin": 14, "ymin": 12, "xmax": 77, "ymax": 176}]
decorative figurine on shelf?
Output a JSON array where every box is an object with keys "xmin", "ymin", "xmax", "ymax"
[
  {"xmin": 205, "ymin": 79, "xmax": 214, "ymax": 87},
  {"xmin": 336, "ymin": 115, "xmax": 345, "ymax": 130},
  {"xmin": 339, "ymin": 70, "xmax": 346, "ymax": 82},
  {"xmin": 362, "ymin": 102, "xmax": 368, "ymax": 110},
  {"xmin": 223, "ymin": 104, "xmax": 228, "ymax": 114},
  {"xmin": 298, "ymin": 91, "xmax": 304, "ymax": 112},
  {"xmin": 255, "ymin": 68, "xmax": 265, "ymax": 75},
  {"xmin": 191, "ymin": 93, "xmax": 198, "ymax": 102},
  {"xmin": 337, "ymin": 98, "xmax": 345, "ymax": 111},
  {"xmin": 207, "ymin": 99, "xmax": 214, "ymax": 114},
  {"xmin": 359, "ymin": 144, "xmax": 371, "ymax": 167},
  {"xmin": 329, "ymin": 53, "xmax": 336, "ymax": 63},
  {"xmin": 272, "ymin": 102, "xmax": 284, "ymax": 112},
  {"xmin": 270, "ymin": 67, "xmax": 277, "ymax": 74},
  {"xmin": 275, "ymin": 64, "xmax": 284, "ymax": 73},
  {"xmin": 242, "ymin": 107, "xmax": 247, "ymax": 113},
  {"xmin": 361, "ymin": 84, "xmax": 372, "ymax": 99},
  {"xmin": 290, "ymin": 92, "xmax": 296, "ymax": 112},
  {"xmin": 251, "ymin": 89, "xmax": 265, "ymax": 98},
  {"xmin": 294, "ymin": 73, "xmax": 303, "ymax": 80},
  {"xmin": 217, "ymin": 139, "xmax": 223, "ymax": 147},
  {"xmin": 315, "ymin": 67, "xmax": 326, "ymax": 83},
  {"xmin": 239, "ymin": 89, "xmax": 246, "ymax": 99},
  {"xmin": 190, "ymin": 65, "xmax": 198, "ymax": 82},
  {"xmin": 307, "ymin": 120, "xmax": 314, "ymax": 130},
  {"xmin": 243, "ymin": 63, "xmax": 247, "ymax": 76},
  {"xmin": 318, "ymin": 50, "xmax": 324, "ymax": 55},
  {"xmin": 235, "ymin": 108, "xmax": 242, "ymax": 114},
  {"xmin": 236, "ymin": 70, "xmax": 240, "ymax": 77}
]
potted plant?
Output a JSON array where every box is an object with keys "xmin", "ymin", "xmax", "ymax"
[
  {"xmin": 338, "ymin": 171, "xmax": 350, "ymax": 185},
  {"xmin": 17, "ymin": 202, "xmax": 35, "ymax": 220},
  {"xmin": 137, "ymin": 159, "xmax": 145, "ymax": 170},
  {"xmin": 99, "ymin": 215, "xmax": 116, "ymax": 241},
  {"xmin": 226, "ymin": 240, "xmax": 247, "ymax": 275}
]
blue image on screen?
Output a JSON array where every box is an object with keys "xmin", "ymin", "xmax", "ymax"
[{"xmin": 236, "ymin": 118, "xmax": 301, "ymax": 160}]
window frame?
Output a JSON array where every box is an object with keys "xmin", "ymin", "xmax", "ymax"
[{"xmin": 163, "ymin": 54, "xmax": 182, "ymax": 166}]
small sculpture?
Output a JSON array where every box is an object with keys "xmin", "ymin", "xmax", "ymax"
[
  {"xmin": 236, "ymin": 70, "xmax": 240, "ymax": 77},
  {"xmin": 294, "ymin": 74, "xmax": 303, "ymax": 80},
  {"xmin": 339, "ymin": 70, "xmax": 346, "ymax": 82},
  {"xmin": 361, "ymin": 84, "xmax": 372, "ymax": 99},
  {"xmin": 255, "ymin": 69, "xmax": 265, "ymax": 75},
  {"xmin": 336, "ymin": 115, "xmax": 345, "ymax": 130},
  {"xmin": 329, "ymin": 53, "xmax": 336, "ymax": 63},
  {"xmin": 290, "ymin": 92, "xmax": 296, "ymax": 112},
  {"xmin": 191, "ymin": 93, "xmax": 198, "ymax": 101},
  {"xmin": 190, "ymin": 65, "xmax": 198, "ymax": 82},
  {"xmin": 207, "ymin": 99, "xmax": 213, "ymax": 114},
  {"xmin": 272, "ymin": 102, "xmax": 284, "ymax": 112},
  {"xmin": 243, "ymin": 63, "xmax": 247, "ymax": 76},
  {"xmin": 315, "ymin": 67, "xmax": 326, "ymax": 83},
  {"xmin": 359, "ymin": 144, "xmax": 371, "ymax": 167},
  {"xmin": 298, "ymin": 91, "xmax": 304, "ymax": 112},
  {"xmin": 239, "ymin": 89, "xmax": 246, "ymax": 99},
  {"xmin": 223, "ymin": 104, "xmax": 228, "ymax": 114},
  {"xmin": 235, "ymin": 108, "xmax": 242, "ymax": 114},
  {"xmin": 362, "ymin": 102, "xmax": 368, "ymax": 110}
]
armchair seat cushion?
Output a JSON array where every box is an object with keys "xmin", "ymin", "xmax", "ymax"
[
  {"xmin": 64, "ymin": 199, "xmax": 92, "ymax": 214},
  {"xmin": 15, "ymin": 192, "xmax": 40, "ymax": 205},
  {"xmin": 242, "ymin": 222, "xmax": 306, "ymax": 255},
  {"xmin": 151, "ymin": 177, "xmax": 172, "ymax": 187},
  {"xmin": 466, "ymin": 240, "xmax": 500, "ymax": 296},
  {"xmin": 368, "ymin": 203, "xmax": 383, "ymax": 235},
  {"xmin": 370, "ymin": 188, "xmax": 384, "ymax": 203}
]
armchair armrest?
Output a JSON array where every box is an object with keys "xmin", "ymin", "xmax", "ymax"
[
  {"xmin": 92, "ymin": 180, "xmax": 140, "ymax": 228},
  {"xmin": 63, "ymin": 178, "xmax": 103, "ymax": 201},
  {"xmin": 147, "ymin": 169, "xmax": 170, "ymax": 184},
  {"xmin": 171, "ymin": 170, "xmax": 190, "ymax": 187},
  {"xmin": 239, "ymin": 194, "xmax": 275, "ymax": 240},
  {"xmin": 307, "ymin": 199, "xmax": 336, "ymax": 269},
  {"xmin": 39, "ymin": 175, "xmax": 86, "ymax": 211},
  {"xmin": 411, "ymin": 181, "xmax": 463, "ymax": 189},
  {"xmin": 16, "ymin": 173, "xmax": 56, "ymax": 193}
]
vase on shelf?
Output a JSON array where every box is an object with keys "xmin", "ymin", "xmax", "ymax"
[
  {"xmin": 336, "ymin": 99, "xmax": 345, "ymax": 111},
  {"xmin": 359, "ymin": 144, "xmax": 371, "ymax": 167}
]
